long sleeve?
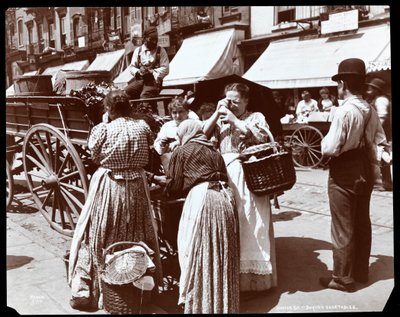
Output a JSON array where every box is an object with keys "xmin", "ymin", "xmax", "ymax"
[
  {"xmin": 245, "ymin": 112, "xmax": 271, "ymax": 143},
  {"xmin": 129, "ymin": 47, "xmax": 141, "ymax": 77},
  {"xmin": 321, "ymin": 109, "xmax": 350, "ymax": 157},
  {"xmin": 152, "ymin": 47, "xmax": 169, "ymax": 82},
  {"xmin": 165, "ymin": 149, "xmax": 185, "ymax": 199},
  {"xmin": 154, "ymin": 123, "xmax": 169, "ymax": 155},
  {"xmin": 88, "ymin": 123, "xmax": 107, "ymax": 164}
]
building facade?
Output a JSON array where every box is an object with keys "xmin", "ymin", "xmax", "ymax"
[{"xmin": 5, "ymin": 5, "xmax": 390, "ymax": 96}]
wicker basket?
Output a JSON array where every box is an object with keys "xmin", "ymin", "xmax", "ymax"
[
  {"xmin": 241, "ymin": 126, "xmax": 296, "ymax": 196},
  {"xmin": 101, "ymin": 241, "xmax": 153, "ymax": 314}
]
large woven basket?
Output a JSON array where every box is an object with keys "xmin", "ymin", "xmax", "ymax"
[
  {"xmin": 241, "ymin": 126, "xmax": 296, "ymax": 196},
  {"xmin": 101, "ymin": 241, "xmax": 153, "ymax": 314}
]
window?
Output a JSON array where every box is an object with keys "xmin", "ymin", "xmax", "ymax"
[
  {"xmin": 27, "ymin": 24, "xmax": 34, "ymax": 44},
  {"xmin": 73, "ymin": 17, "xmax": 80, "ymax": 38},
  {"xmin": 61, "ymin": 17, "xmax": 66, "ymax": 35},
  {"xmin": 223, "ymin": 6, "xmax": 238, "ymax": 15},
  {"xmin": 278, "ymin": 9, "xmax": 295, "ymax": 23},
  {"xmin": 122, "ymin": 7, "xmax": 130, "ymax": 37},
  {"xmin": 18, "ymin": 19, "xmax": 23, "ymax": 46},
  {"xmin": 49, "ymin": 23, "xmax": 54, "ymax": 40},
  {"xmin": 116, "ymin": 7, "xmax": 121, "ymax": 29},
  {"xmin": 38, "ymin": 23, "xmax": 43, "ymax": 41}
]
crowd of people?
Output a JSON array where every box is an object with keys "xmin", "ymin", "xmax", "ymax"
[{"xmin": 66, "ymin": 30, "xmax": 392, "ymax": 314}]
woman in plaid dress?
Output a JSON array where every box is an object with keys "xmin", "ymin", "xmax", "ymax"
[{"xmin": 68, "ymin": 90, "xmax": 162, "ymax": 310}]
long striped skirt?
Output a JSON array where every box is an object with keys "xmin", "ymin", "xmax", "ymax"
[
  {"xmin": 177, "ymin": 181, "xmax": 240, "ymax": 314},
  {"xmin": 69, "ymin": 169, "xmax": 162, "ymax": 310}
]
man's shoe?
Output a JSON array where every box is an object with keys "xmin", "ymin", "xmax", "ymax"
[{"xmin": 319, "ymin": 277, "xmax": 356, "ymax": 293}]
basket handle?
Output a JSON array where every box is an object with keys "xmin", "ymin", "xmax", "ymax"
[
  {"xmin": 103, "ymin": 241, "xmax": 150, "ymax": 258},
  {"xmin": 256, "ymin": 123, "xmax": 275, "ymax": 144},
  {"xmin": 256, "ymin": 124, "xmax": 279, "ymax": 153}
]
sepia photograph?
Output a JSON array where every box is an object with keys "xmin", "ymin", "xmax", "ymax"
[{"xmin": 5, "ymin": 5, "xmax": 395, "ymax": 314}]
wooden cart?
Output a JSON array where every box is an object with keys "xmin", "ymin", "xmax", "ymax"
[
  {"xmin": 6, "ymin": 95, "xmax": 175, "ymax": 237},
  {"xmin": 282, "ymin": 121, "xmax": 331, "ymax": 168}
]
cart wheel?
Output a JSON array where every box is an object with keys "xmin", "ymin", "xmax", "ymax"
[
  {"xmin": 290, "ymin": 125, "xmax": 324, "ymax": 168},
  {"xmin": 6, "ymin": 160, "xmax": 14, "ymax": 209},
  {"xmin": 23, "ymin": 124, "xmax": 89, "ymax": 237}
]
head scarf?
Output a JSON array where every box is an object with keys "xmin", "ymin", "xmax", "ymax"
[{"xmin": 177, "ymin": 120, "xmax": 214, "ymax": 147}]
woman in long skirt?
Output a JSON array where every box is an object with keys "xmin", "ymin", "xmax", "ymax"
[
  {"xmin": 203, "ymin": 82, "xmax": 278, "ymax": 292},
  {"xmin": 68, "ymin": 90, "xmax": 162, "ymax": 310},
  {"xmin": 165, "ymin": 120, "xmax": 240, "ymax": 313}
]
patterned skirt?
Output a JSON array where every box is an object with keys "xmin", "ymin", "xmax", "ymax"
[
  {"xmin": 177, "ymin": 182, "xmax": 240, "ymax": 314},
  {"xmin": 70, "ymin": 170, "xmax": 162, "ymax": 309}
]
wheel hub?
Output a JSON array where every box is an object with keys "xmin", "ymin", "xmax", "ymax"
[{"xmin": 41, "ymin": 174, "xmax": 59, "ymax": 189}]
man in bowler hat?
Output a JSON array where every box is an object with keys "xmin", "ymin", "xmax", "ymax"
[
  {"xmin": 365, "ymin": 77, "xmax": 392, "ymax": 191},
  {"xmin": 124, "ymin": 26, "xmax": 169, "ymax": 101},
  {"xmin": 320, "ymin": 58, "xmax": 388, "ymax": 292}
]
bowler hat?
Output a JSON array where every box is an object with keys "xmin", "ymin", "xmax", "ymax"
[
  {"xmin": 332, "ymin": 58, "xmax": 366, "ymax": 81},
  {"xmin": 365, "ymin": 77, "xmax": 386, "ymax": 93}
]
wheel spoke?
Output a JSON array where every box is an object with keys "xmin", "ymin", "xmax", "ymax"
[
  {"xmin": 27, "ymin": 142, "xmax": 51, "ymax": 173},
  {"xmin": 58, "ymin": 190, "xmax": 76, "ymax": 230},
  {"xmin": 45, "ymin": 132, "xmax": 54, "ymax": 170},
  {"xmin": 309, "ymin": 148, "xmax": 322, "ymax": 155},
  {"xmin": 59, "ymin": 170, "xmax": 80, "ymax": 182},
  {"xmin": 59, "ymin": 187, "xmax": 81, "ymax": 218},
  {"xmin": 56, "ymin": 189, "xmax": 66, "ymax": 228},
  {"xmin": 26, "ymin": 154, "xmax": 50, "ymax": 176},
  {"xmin": 51, "ymin": 189, "xmax": 57, "ymax": 222},
  {"xmin": 308, "ymin": 136, "xmax": 322, "ymax": 146},
  {"xmin": 307, "ymin": 149, "xmax": 318, "ymax": 166},
  {"xmin": 54, "ymin": 138, "xmax": 60, "ymax": 175},
  {"xmin": 34, "ymin": 132, "xmax": 51, "ymax": 167},
  {"xmin": 59, "ymin": 181, "xmax": 85, "ymax": 194},
  {"xmin": 303, "ymin": 128, "xmax": 310, "ymax": 142},
  {"xmin": 56, "ymin": 153, "xmax": 71, "ymax": 177},
  {"xmin": 306, "ymin": 132, "xmax": 318, "ymax": 144},
  {"xmin": 40, "ymin": 188, "xmax": 54, "ymax": 210},
  {"xmin": 308, "ymin": 149, "xmax": 321, "ymax": 161},
  {"xmin": 296, "ymin": 131, "xmax": 306, "ymax": 144},
  {"xmin": 308, "ymin": 143, "xmax": 321, "ymax": 148}
]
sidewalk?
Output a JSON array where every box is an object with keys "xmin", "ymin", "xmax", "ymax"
[{"xmin": 6, "ymin": 217, "xmax": 168, "ymax": 314}]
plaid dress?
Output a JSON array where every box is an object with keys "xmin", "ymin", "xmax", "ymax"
[{"xmin": 69, "ymin": 117, "xmax": 162, "ymax": 310}]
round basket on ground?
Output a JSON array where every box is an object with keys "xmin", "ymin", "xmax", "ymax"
[
  {"xmin": 13, "ymin": 75, "xmax": 54, "ymax": 96},
  {"xmin": 64, "ymin": 70, "xmax": 111, "ymax": 95},
  {"xmin": 240, "ymin": 126, "xmax": 296, "ymax": 196},
  {"xmin": 101, "ymin": 241, "xmax": 154, "ymax": 314},
  {"xmin": 101, "ymin": 279, "xmax": 151, "ymax": 314}
]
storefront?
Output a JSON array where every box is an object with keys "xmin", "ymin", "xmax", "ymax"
[{"xmin": 243, "ymin": 23, "xmax": 391, "ymax": 112}]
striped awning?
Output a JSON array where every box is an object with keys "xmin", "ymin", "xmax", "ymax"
[
  {"xmin": 163, "ymin": 28, "xmax": 245, "ymax": 87},
  {"xmin": 243, "ymin": 24, "xmax": 391, "ymax": 89},
  {"xmin": 86, "ymin": 49, "xmax": 125, "ymax": 81}
]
